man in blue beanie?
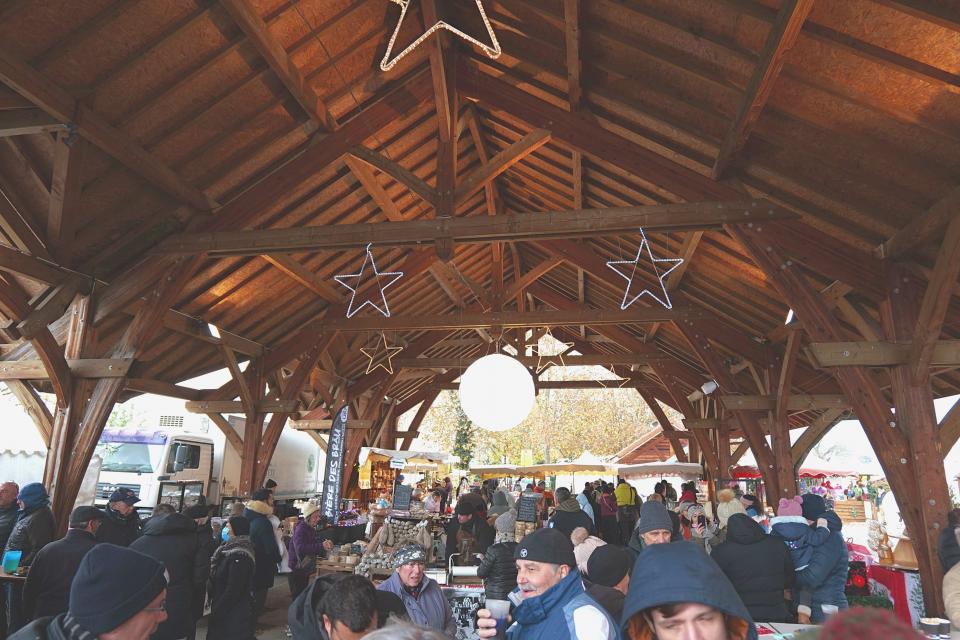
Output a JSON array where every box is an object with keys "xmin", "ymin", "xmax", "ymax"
[
  {"xmin": 10, "ymin": 544, "xmax": 168, "ymax": 640},
  {"xmin": 4, "ymin": 483, "xmax": 55, "ymax": 634}
]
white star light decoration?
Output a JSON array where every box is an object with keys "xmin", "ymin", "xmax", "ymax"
[
  {"xmin": 361, "ymin": 333, "xmax": 405, "ymax": 375},
  {"xmin": 334, "ymin": 243, "xmax": 404, "ymax": 318},
  {"xmin": 606, "ymin": 228, "xmax": 683, "ymax": 310},
  {"xmin": 532, "ymin": 329, "xmax": 575, "ymax": 374},
  {"xmin": 380, "ymin": 0, "xmax": 502, "ymax": 72}
]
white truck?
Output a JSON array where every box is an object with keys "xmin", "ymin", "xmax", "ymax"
[{"xmin": 94, "ymin": 413, "xmax": 323, "ymax": 513}]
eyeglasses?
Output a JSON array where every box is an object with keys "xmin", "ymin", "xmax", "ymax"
[{"xmin": 142, "ymin": 601, "xmax": 166, "ymax": 613}]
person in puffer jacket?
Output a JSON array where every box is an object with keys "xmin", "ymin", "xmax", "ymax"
[
  {"xmin": 621, "ymin": 540, "xmax": 757, "ymax": 640},
  {"xmin": 793, "ymin": 494, "xmax": 849, "ymax": 624},
  {"xmin": 245, "ymin": 490, "xmax": 282, "ymax": 620},
  {"xmin": 477, "ymin": 536, "xmax": 519, "ymax": 601},
  {"xmin": 769, "ymin": 495, "xmax": 830, "ymax": 622}
]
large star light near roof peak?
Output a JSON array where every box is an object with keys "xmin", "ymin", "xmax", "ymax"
[
  {"xmin": 606, "ymin": 228, "xmax": 683, "ymax": 310},
  {"xmin": 380, "ymin": 0, "xmax": 502, "ymax": 72},
  {"xmin": 334, "ymin": 243, "xmax": 404, "ymax": 318}
]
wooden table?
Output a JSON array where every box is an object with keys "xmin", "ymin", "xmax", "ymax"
[{"xmin": 0, "ymin": 572, "xmax": 27, "ymax": 584}]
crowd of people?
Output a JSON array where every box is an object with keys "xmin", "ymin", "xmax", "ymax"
[{"xmin": 0, "ymin": 472, "xmax": 943, "ymax": 640}]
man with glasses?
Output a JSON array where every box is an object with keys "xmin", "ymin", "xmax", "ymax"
[
  {"xmin": 377, "ymin": 543, "xmax": 455, "ymax": 637},
  {"xmin": 10, "ymin": 543, "xmax": 168, "ymax": 640},
  {"xmin": 22, "ymin": 506, "xmax": 104, "ymax": 621}
]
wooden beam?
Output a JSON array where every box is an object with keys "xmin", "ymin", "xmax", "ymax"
[
  {"xmin": 184, "ymin": 399, "xmax": 298, "ymax": 414},
  {"xmin": 157, "ymin": 201, "xmax": 793, "ymax": 256},
  {"xmin": 47, "ymin": 130, "xmax": 85, "ymax": 264},
  {"xmin": 395, "ymin": 354, "xmax": 665, "ymax": 369},
  {"xmin": 0, "ymin": 245, "xmax": 89, "ymax": 287},
  {"xmin": 125, "ymin": 378, "xmax": 202, "ymax": 401},
  {"xmin": 0, "ymin": 108, "xmax": 65, "ymax": 137},
  {"xmin": 16, "ymin": 281, "xmax": 78, "ymax": 338},
  {"xmin": 909, "ymin": 214, "xmax": 960, "ymax": 383},
  {"xmin": 791, "ymin": 407, "xmax": 847, "ymax": 468},
  {"xmin": 0, "ymin": 46, "xmax": 213, "ymax": 211},
  {"xmin": 220, "ymin": 344, "xmax": 256, "ymax": 419},
  {"xmin": 712, "ymin": 0, "xmax": 814, "ymax": 178},
  {"xmin": 502, "ymin": 256, "xmax": 564, "ymax": 303},
  {"xmin": 5, "ymin": 380, "xmax": 52, "ymax": 446},
  {"xmin": 638, "ymin": 389, "xmax": 688, "ymax": 462},
  {"xmin": 646, "ymin": 230, "xmax": 703, "ymax": 341},
  {"xmin": 0, "ymin": 358, "xmax": 131, "ymax": 379},
  {"xmin": 400, "ymin": 388, "xmax": 440, "ymax": 450},
  {"xmin": 349, "ymin": 146, "xmax": 438, "ymax": 207},
  {"xmin": 562, "ymin": 0, "xmax": 582, "ymax": 109},
  {"xmin": 770, "ymin": 328, "xmax": 802, "ymax": 497},
  {"xmin": 290, "ymin": 418, "xmax": 373, "ymax": 430},
  {"xmin": 452, "ymin": 129, "xmax": 551, "ymax": 206},
  {"xmin": 719, "ymin": 394, "xmax": 848, "ymax": 411},
  {"xmin": 730, "ymin": 440, "xmax": 751, "ymax": 464},
  {"xmin": 206, "ymin": 412, "xmax": 243, "ymax": 455},
  {"xmin": 940, "ymin": 400, "xmax": 960, "ymax": 453},
  {"xmin": 0, "ymin": 184, "xmax": 53, "ymax": 262},
  {"xmin": 420, "ymin": 0, "xmax": 454, "ymax": 142},
  {"xmin": 878, "ymin": 185, "xmax": 960, "ymax": 259},
  {"xmin": 261, "ymin": 254, "xmax": 341, "ymax": 303},
  {"xmin": 808, "ymin": 340, "xmax": 960, "ymax": 367}
]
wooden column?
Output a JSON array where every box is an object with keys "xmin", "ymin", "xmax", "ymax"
[
  {"xmin": 882, "ymin": 262, "xmax": 951, "ymax": 611},
  {"xmin": 769, "ymin": 330, "xmax": 801, "ymax": 498},
  {"xmin": 238, "ymin": 357, "xmax": 264, "ymax": 496}
]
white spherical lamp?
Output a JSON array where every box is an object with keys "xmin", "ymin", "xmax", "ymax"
[{"xmin": 459, "ymin": 354, "xmax": 535, "ymax": 431}]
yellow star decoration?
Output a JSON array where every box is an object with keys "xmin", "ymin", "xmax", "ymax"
[
  {"xmin": 533, "ymin": 329, "xmax": 575, "ymax": 374},
  {"xmin": 380, "ymin": 0, "xmax": 502, "ymax": 72},
  {"xmin": 598, "ymin": 366, "xmax": 631, "ymax": 389},
  {"xmin": 361, "ymin": 333, "xmax": 404, "ymax": 375}
]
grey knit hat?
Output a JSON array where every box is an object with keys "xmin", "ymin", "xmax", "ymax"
[
  {"xmin": 636, "ymin": 500, "xmax": 673, "ymax": 536},
  {"xmin": 392, "ymin": 542, "xmax": 427, "ymax": 568}
]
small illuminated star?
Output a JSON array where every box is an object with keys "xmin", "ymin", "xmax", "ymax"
[
  {"xmin": 606, "ymin": 228, "xmax": 683, "ymax": 310},
  {"xmin": 598, "ymin": 366, "xmax": 631, "ymax": 389},
  {"xmin": 532, "ymin": 329, "xmax": 575, "ymax": 374},
  {"xmin": 361, "ymin": 333, "xmax": 405, "ymax": 375},
  {"xmin": 334, "ymin": 243, "xmax": 404, "ymax": 318},
  {"xmin": 380, "ymin": 0, "xmax": 502, "ymax": 72}
]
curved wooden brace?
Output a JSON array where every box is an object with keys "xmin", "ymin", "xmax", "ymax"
[{"xmin": 790, "ymin": 407, "xmax": 848, "ymax": 471}]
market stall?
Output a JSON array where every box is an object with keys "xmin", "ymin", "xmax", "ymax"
[
  {"xmin": 615, "ymin": 461, "xmax": 704, "ymax": 480},
  {"xmin": 357, "ymin": 447, "xmax": 459, "ymax": 503},
  {"xmin": 468, "ymin": 463, "xmax": 518, "ymax": 479}
]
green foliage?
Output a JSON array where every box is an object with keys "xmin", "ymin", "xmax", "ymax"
[
  {"xmin": 451, "ymin": 394, "xmax": 476, "ymax": 470},
  {"xmin": 107, "ymin": 404, "xmax": 147, "ymax": 429},
  {"xmin": 846, "ymin": 595, "xmax": 894, "ymax": 610}
]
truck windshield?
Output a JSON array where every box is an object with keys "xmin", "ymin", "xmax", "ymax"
[{"xmin": 96, "ymin": 443, "xmax": 155, "ymax": 473}]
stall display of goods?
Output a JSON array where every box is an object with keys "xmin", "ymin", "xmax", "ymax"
[
  {"xmin": 317, "ymin": 542, "xmax": 366, "ymax": 573},
  {"xmin": 355, "ymin": 516, "xmax": 434, "ymax": 578},
  {"xmin": 514, "ymin": 521, "xmax": 536, "ymax": 540}
]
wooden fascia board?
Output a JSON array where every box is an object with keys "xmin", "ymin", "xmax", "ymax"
[
  {"xmin": 0, "ymin": 358, "xmax": 132, "ymax": 379},
  {"xmin": 808, "ymin": 340, "xmax": 960, "ymax": 367}
]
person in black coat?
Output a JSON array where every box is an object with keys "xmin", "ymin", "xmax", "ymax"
[
  {"xmin": 184, "ymin": 504, "xmax": 217, "ymax": 637},
  {"xmin": 710, "ymin": 513, "xmax": 795, "ymax": 622},
  {"xmin": 476, "ymin": 540, "xmax": 518, "ymax": 601},
  {"xmin": 244, "ymin": 491, "xmax": 282, "ymax": 619},
  {"xmin": 548, "ymin": 488, "xmax": 595, "ymax": 538},
  {"xmin": 130, "ymin": 512, "xmax": 206, "ymax": 640},
  {"xmin": 21, "ymin": 506, "xmax": 103, "ymax": 622},
  {"xmin": 208, "ymin": 516, "xmax": 256, "ymax": 640},
  {"xmin": 939, "ymin": 508, "xmax": 960, "ymax": 573},
  {"xmin": 444, "ymin": 502, "xmax": 495, "ymax": 562},
  {"xmin": 95, "ymin": 488, "xmax": 143, "ymax": 547},
  {"xmin": 4, "ymin": 483, "xmax": 56, "ymax": 635}
]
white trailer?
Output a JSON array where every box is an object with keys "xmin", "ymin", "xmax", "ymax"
[{"xmin": 94, "ymin": 413, "xmax": 322, "ymax": 513}]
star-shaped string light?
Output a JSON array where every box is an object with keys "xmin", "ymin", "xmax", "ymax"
[
  {"xmin": 597, "ymin": 366, "xmax": 631, "ymax": 389},
  {"xmin": 361, "ymin": 333, "xmax": 405, "ymax": 375},
  {"xmin": 334, "ymin": 243, "xmax": 404, "ymax": 318},
  {"xmin": 380, "ymin": 0, "xmax": 502, "ymax": 72},
  {"xmin": 532, "ymin": 329, "xmax": 575, "ymax": 374},
  {"xmin": 606, "ymin": 228, "xmax": 683, "ymax": 310}
]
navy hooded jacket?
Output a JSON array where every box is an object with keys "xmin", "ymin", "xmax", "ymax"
[
  {"xmin": 794, "ymin": 511, "xmax": 848, "ymax": 623},
  {"xmin": 507, "ymin": 568, "xmax": 620, "ymax": 640},
  {"xmin": 621, "ymin": 540, "xmax": 757, "ymax": 640}
]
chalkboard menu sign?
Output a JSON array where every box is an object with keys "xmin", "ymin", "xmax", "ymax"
[
  {"xmin": 517, "ymin": 495, "xmax": 539, "ymax": 523},
  {"xmin": 443, "ymin": 586, "xmax": 484, "ymax": 640},
  {"xmin": 393, "ymin": 484, "xmax": 413, "ymax": 512}
]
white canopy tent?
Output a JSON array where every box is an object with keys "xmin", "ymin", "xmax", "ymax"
[{"xmin": 615, "ymin": 462, "xmax": 704, "ymax": 481}]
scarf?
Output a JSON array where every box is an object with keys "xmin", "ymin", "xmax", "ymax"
[
  {"xmin": 245, "ymin": 500, "xmax": 273, "ymax": 516},
  {"xmin": 211, "ymin": 535, "xmax": 255, "ymax": 573},
  {"xmin": 402, "ymin": 580, "xmax": 424, "ymax": 600},
  {"xmin": 557, "ymin": 497, "xmax": 582, "ymax": 513}
]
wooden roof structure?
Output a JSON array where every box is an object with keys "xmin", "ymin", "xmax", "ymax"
[{"xmin": 0, "ymin": 0, "xmax": 958, "ymax": 609}]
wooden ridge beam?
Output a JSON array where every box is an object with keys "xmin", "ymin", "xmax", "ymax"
[
  {"xmin": 808, "ymin": 340, "xmax": 960, "ymax": 367},
  {"xmin": 185, "ymin": 399, "xmax": 298, "ymax": 414},
  {"xmin": 719, "ymin": 394, "xmax": 849, "ymax": 411},
  {"xmin": 0, "ymin": 358, "xmax": 131, "ymax": 379},
  {"xmin": 432, "ymin": 379, "xmax": 655, "ymax": 391},
  {"xmin": 396, "ymin": 354, "xmax": 664, "ymax": 369},
  {"xmin": 879, "ymin": 185, "xmax": 960, "ymax": 259},
  {"xmin": 157, "ymin": 201, "xmax": 792, "ymax": 256},
  {"xmin": 712, "ymin": 0, "xmax": 814, "ymax": 178},
  {"xmin": 0, "ymin": 108, "xmax": 65, "ymax": 137},
  {"xmin": 909, "ymin": 214, "xmax": 960, "ymax": 383},
  {"xmin": 453, "ymin": 129, "xmax": 551, "ymax": 206},
  {"xmin": 0, "ymin": 45, "xmax": 213, "ymax": 211}
]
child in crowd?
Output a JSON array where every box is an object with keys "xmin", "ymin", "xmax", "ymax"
[{"xmin": 769, "ymin": 495, "xmax": 831, "ymax": 623}]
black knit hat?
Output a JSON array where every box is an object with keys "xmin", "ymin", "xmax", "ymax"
[
  {"xmin": 229, "ymin": 516, "xmax": 251, "ymax": 536},
  {"xmin": 587, "ymin": 544, "xmax": 631, "ymax": 587},
  {"xmin": 69, "ymin": 506, "xmax": 104, "ymax": 528},
  {"xmin": 801, "ymin": 493, "xmax": 827, "ymax": 521},
  {"xmin": 69, "ymin": 544, "xmax": 166, "ymax": 635},
  {"xmin": 515, "ymin": 527, "xmax": 577, "ymax": 567},
  {"xmin": 455, "ymin": 501, "xmax": 475, "ymax": 516}
]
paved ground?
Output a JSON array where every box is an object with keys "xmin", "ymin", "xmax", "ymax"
[{"xmin": 196, "ymin": 578, "xmax": 293, "ymax": 640}]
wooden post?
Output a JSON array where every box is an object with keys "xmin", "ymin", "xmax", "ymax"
[
  {"xmin": 238, "ymin": 357, "xmax": 264, "ymax": 496},
  {"xmin": 882, "ymin": 262, "xmax": 951, "ymax": 612}
]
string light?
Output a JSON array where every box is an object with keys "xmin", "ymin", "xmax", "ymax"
[
  {"xmin": 361, "ymin": 332, "xmax": 405, "ymax": 374},
  {"xmin": 380, "ymin": 0, "xmax": 502, "ymax": 72},
  {"xmin": 606, "ymin": 227, "xmax": 683, "ymax": 310},
  {"xmin": 531, "ymin": 328, "xmax": 574, "ymax": 374},
  {"xmin": 334, "ymin": 243, "xmax": 404, "ymax": 318}
]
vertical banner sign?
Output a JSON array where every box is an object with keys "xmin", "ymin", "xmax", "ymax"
[{"xmin": 321, "ymin": 404, "xmax": 349, "ymax": 523}]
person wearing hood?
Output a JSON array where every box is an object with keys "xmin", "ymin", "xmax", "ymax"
[
  {"xmin": 9, "ymin": 544, "xmax": 168, "ymax": 640},
  {"xmin": 710, "ymin": 514, "xmax": 795, "ymax": 623},
  {"xmin": 714, "ymin": 489, "xmax": 747, "ymax": 546},
  {"xmin": 95, "ymin": 487, "xmax": 143, "ymax": 547},
  {"xmin": 477, "ymin": 526, "xmax": 519, "ymax": 601},
  {"xmin": 621, "ymin": 540, "xmax": 756, "ymax": 640},
  {"xmin": 0, "ymin": 482, "xmax": 18, "ymax": 636},
  {"xmin": 445, "ymin": 501, "xmax": 495, "ymax": 562},
  {"xmin": 488, "ymin": 490, "xmax": 512, "ymax": 519},
  {"xmin": 288, "ymin": 503, "xmax": 333, "ymax": 598},
  {"xmin": 494, "ymin": 506, "xmax": 517, "ymax": 544},
  {"xmin": 548, "ymin": 488, "xmax": 595, "ymax": 538},
  {"xmin": 208, "ymin": 516, "xmax": 256, "ymax": 640},
  {"xmin": 792, "ymin": 494, "xmax": 848, "ymax": 623},
  {"xmin": 21, "ymin": 506, "xmax": 103, "ymax": 622},
  {"xmin": 474, "ymin": 527, "xmax": 619, "ymax": 639},
  {"xmin": 4, "ymin": 482, "xmax": 56, "ymax": 634},
  {"xmin": 130, "ymin": 511, "xmax": 205, "ymax": 640},
  {"xmin": 768, "ymin": 496, "xmax": 830, "ymax": 622},
  {"xmin": 627, "ymin": 500, "xmax": 677, "ymax": 558},
  {"xmin": 245, "ymin": 489, "xmax": 283, "ymax": 619},
  {"xmin": 377, "ymin": 543, "xmax": 455, "ymax": 636},
  {"xmin": 597, "ymin": 485, "xmax": 620, "ymax": 543},
  {"xmin": 289, "ymin": 572, "xmax": 403, "ymax": 640}
]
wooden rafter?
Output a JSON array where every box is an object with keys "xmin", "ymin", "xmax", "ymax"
[
  {"xmin": 712, "ymin": 0, "xmax": 814, "ymax": 178},
  {"xmin": 0, "ymin": 108, "xmax": 65, "ymax": 137},
  {"xmin": 878, "ymin": 185, "xmax": 960, "ymax": 259},
  {"xmin": 349, "ymin": 146, "xmax": 438, "ymax": 207},
  {"xmin": 5, "ymin": 380, "xmax": 52, "ymax": 446},
  {"xmin": 791, "ymin": 407, "xmax": 848, "ymax": 469},
  {"xmin": 452, "ymin": 129, "xmax": 551, "ymax": 206},
  {"xmin": 563, "ymin": 0, "xmax": 582, "ymax": 110},
  {"xmin": 47, "ymin": 130, "xmax": 85, "ymax": 265},
  {"xmin": 396, "ymin": 354, "xmax": 667, "ymax": 369},
  {"xmin": 261, "ymin": 254, "xmax": 341, "ymax": 304},
  {"xmin": 206, "ymin": 413, "xmax": 243, "ymax": 455},
  {"xmin": 157, "ymin": 201, "xmax": 793, "ymax": 256},
  {"xmin": 646, "ymin": 230, "xmax": 703, "ymax": 341}
]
